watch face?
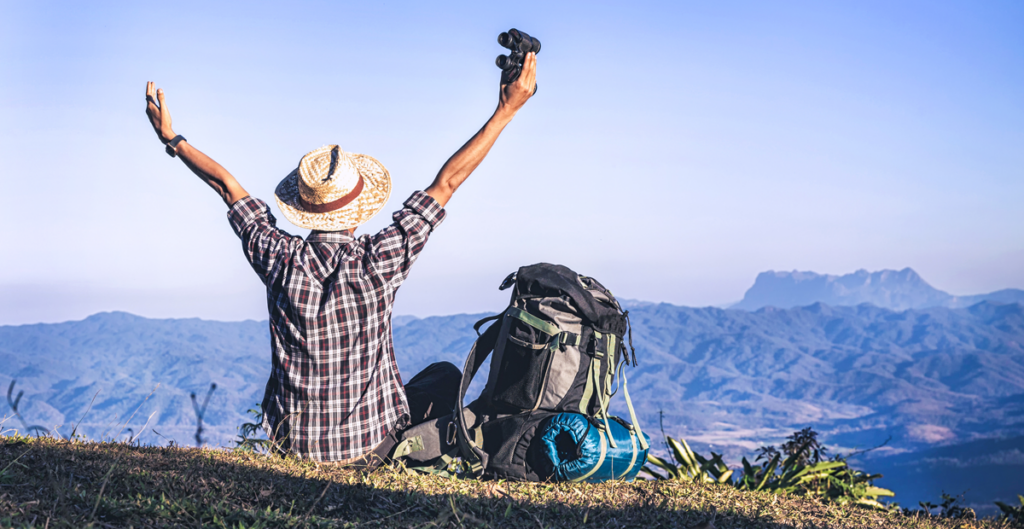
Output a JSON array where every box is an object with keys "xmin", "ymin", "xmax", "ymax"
[{"xmin": 165, "ymin": 136, "xmax": 184, "ymax": 156}]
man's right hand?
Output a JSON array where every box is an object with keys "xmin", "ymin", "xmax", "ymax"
[
  {"xmin": 496, "ymin": 52, "xmax": 536, "ymax": 119},
  {"xmin": 145, "ymin": 82, "xmax": 176, "ymax": 144},
  {"xmin": 425, "ymin": 53, "xmax": 538, "ymax": 208}
]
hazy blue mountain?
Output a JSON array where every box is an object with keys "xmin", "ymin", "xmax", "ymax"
[
  {"xmin": 957, "ymin": 288, "xmax": 1024, "ymax": 307},
  {"xmin": 4, "ymin": 302, "xmax": 1022, "ymax": 451},
  {"xmin": 733, "ymin": 268, "xmax": 1024, "ymax": 311},
  {"xmin": 2, "ymin": 299, "xmax": 1023, "ymax": 509},
  {"xmin": 0, "ymin": 313, "xmax": 270, "ymax": 447}
]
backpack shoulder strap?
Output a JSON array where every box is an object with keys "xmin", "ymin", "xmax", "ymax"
[{"xmin": 454, "ymin": 314, "xmax": 502, "ymax": 477}]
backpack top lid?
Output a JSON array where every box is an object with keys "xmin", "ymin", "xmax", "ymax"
[{"xmin": 509, "ymin": 263, "xmax": 627, "ymax": 336}]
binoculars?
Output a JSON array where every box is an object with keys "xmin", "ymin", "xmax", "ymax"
[{"xmin": 495, "ymin": 28, "xmax": 540, "ymax": 92}]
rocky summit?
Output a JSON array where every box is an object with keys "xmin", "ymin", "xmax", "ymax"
[{"xmin": 732, "ymin": 267, "xmax": 1024, "ymax": 311}]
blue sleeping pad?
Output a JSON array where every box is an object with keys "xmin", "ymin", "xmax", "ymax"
[{"xmin": 535, "ymin": 413, "xmax": 650, "ymax": 483}]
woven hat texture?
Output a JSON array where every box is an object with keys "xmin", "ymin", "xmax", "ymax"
[{"xmin": 275, "ymin": 145, "xmax": 391, "ymax": 231}]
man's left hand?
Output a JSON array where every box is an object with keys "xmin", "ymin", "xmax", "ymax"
[{"xmin": 145, "ymin": 82, "xmax": 176, "ymax": 144}]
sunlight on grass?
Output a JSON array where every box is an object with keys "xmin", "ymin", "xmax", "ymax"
[{"xmin": 1, "ymin": 435, "xmax": 1017, "ymax": 528}]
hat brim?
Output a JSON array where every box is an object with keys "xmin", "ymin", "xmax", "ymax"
[{"xmin": 274, "ymin": 153, "xmax": 392, "ymax": 231}]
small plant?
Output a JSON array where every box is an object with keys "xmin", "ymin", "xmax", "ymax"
[
  {"xmin": 233, "ymin": 404, "xmax": 311, "ymax": 458},
  {"xmin": 234, "ymin": 405, "xmax": 274, "ymax": 454},
  {"xmin": 642, "ymin": 427, "xmax": 896, "ymax": 509},
  {"xmin": 995, "ymin": 495, "xmax": 1024, "ymax": 526},
  {"xmin": 190, "ymin": 383, "xmax": 217, "ymax": 446},
  {"xmin": 905, "ymin": 492, "xmax": 976, "ymax": 520},
  {"xmin": 764, "ymin": 427, "xmax": 827, "ymax": 466},
  {"xmin": 5, "ymin": 380, "xmax": 48, "ymax": 437},
  {"xmin": 644, "ymin": 435, "xmax": 734, "ymax": 484}
]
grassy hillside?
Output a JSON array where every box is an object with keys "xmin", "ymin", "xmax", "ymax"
[
  {"xmin": 5, "ymin": 305, "xmax": 1024, "ymax": 510},
  {"xmin": 0, "ymin": 436, "xmax": 1016, "ymax": 529}
]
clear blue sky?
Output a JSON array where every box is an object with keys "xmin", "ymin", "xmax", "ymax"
[{"xmin": 1, "ymin": 0, "xmax": 1021, "ymax": 324}]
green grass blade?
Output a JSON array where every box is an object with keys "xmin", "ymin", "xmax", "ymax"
[
  {"xmin": 756, "ymin": 453, "xmax": 781, "ymax": 491},
  {"xmin": 863, "ymin": 486, "xmax": 895, "ymax": 498}
]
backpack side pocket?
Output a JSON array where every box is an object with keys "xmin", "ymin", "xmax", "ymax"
[{"xmin": 489, "ymin": 307, "xmax": 559, "ymax": 412}]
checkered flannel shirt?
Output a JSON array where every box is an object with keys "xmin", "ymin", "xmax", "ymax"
[{"xmin": 227, "ymin": 190, "xmax": 446, "ymax": 461}]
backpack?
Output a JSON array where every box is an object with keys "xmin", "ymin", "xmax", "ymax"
[{"xmin": 393, "ymin": 263, "xmax": 649, "ymax": 481}]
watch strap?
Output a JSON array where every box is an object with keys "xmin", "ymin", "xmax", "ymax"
[{"xmin": 165, "ymin": 135, "xmax": 186, "ymax": 157}]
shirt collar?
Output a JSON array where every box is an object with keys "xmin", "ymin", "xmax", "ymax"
[{"xmin": 306, "ymin": 230, "xmax": 355, "ymax": 244}]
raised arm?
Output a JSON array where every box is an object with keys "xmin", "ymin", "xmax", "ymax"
[
  {"xmin": 145, "ymin": 82, "xmax": 250, "ymax": 207},
  {"xmin": 425, "ymin": 52, "xmax": 537, "ymax": 208}
]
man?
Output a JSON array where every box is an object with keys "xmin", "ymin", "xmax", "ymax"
[{"xmin": 144, "ymin": 53, "xmax": 537, "ymax": 464}]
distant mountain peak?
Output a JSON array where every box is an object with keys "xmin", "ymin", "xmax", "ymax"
[
  {"xmin": 734, "ymin": 268, "xmax": 1023, "ymax": 311},
  {"xmin": 83, "ymin": 311, "xmax": 143, "ymax": 321}
]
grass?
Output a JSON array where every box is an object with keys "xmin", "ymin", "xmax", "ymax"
[{"xmin": 0, "ymin": 435, "xmax": 1018, "ymax": 529}]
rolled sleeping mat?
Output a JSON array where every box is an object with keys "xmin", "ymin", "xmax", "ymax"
[{"xmin": 533, "ymin": 413, "xmax": 650, "ymax": 483}]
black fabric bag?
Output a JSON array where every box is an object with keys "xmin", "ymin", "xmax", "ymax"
[
  {"xmin": 349, "ymin": 362, "xmax": 461, "ymax": 472},
  {"xmin": 404, "ymin": 361, "xmax": 461, "ymax": 425}
]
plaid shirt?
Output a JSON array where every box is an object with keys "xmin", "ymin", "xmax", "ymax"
[{"xmin": 228, "ymin": 191, "xmax": 446, "ymax": 461}]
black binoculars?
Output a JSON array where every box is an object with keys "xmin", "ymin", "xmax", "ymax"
[{"xmin": 495, "ymin": 28, "xmax": 541, "ymax": 92}]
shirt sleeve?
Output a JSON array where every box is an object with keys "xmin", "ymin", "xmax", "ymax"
[
  {"xmin": 227, "ymin": 196, "xmax": 294, "ymax": 285},
  {"xmin": 368, "ymin": 191, "xmax": 446, "ymax": 289}
]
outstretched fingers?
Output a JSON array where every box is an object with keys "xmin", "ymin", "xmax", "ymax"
[
  {"xmin": 144, "ymin": 82, "xmax": 173, "ymax": 143},
  {"xmin": 156, "ymin": 88, "xmax": 170, "ymax": 121},
  {"xmin": 146, "ymin": 82, "xmax": 160, "ymax": 113},
  {"xmin": 521, "ymin": 52, "xmax": 537, "ymax": 92}
]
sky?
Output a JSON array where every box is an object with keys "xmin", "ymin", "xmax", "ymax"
[{"xmin": 1, "ymin": 0, "xmax": 1022, "ymax": 324}]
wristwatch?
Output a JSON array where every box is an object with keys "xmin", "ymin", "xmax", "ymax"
[{"xmin": 165, "ymin": 135, "xmax": 186, "ymax": 157}]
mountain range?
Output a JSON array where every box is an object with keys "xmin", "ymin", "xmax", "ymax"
[
  {"xmin": 2, "ymin": 268, "xmax": 1023, "ymax": 511},
  {"xmin": 733, "ymin": 268, "xmax": 1024, "ymax": 311}
]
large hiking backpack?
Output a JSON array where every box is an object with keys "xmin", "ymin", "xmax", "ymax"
[{"xmin": 393, "ymin": 263, "xmax": 649, "ymax": 482}]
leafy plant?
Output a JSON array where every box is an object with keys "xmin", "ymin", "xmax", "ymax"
[
  {"xmin": 995, "ymin": 495, "xmax": 1024, "ymax": 526},
  {"xmin": 642, "ymin": 427, "xmax": 895, "ymax": 509},
  {"xmin": 235, "ymin": 405, "xmax": 275, "ymax": 454},
  {"xmin": 644, "ymin": 436, "xmax": 733, "ymax": 484},
  {"xmin": 903, "ymin": 492, "xmax": 976, "ymax": 520},
  {"xmin": 234, "ymin": 403, "xmax": 315, "ymax": 459},
  {"xmin": 763, "ymin": 427, "xmax": 827, "ymax": 466}
]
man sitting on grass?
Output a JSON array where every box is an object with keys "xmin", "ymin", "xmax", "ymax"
[{"xmin": 143, "ymin": 52, "xmax": 537, "ymax": 465}]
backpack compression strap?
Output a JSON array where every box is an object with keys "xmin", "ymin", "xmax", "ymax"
[
  {"xmin": 454, "ymin": 315, "xmax": 503, "ymax": 477},
  {"xmin": 615, "ymin": 357, "xmax": 650, "ymax": 451}
]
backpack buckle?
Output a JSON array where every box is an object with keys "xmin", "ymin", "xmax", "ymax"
[
  {"xmin": 549, "ymin": 331, "xmax": 580, "ymax": 353},
  {"xmin": 446, "ymin": 420, "xmax": 457, "ymax": 446}
]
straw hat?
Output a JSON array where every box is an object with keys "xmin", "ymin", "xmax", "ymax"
[{"xmin": 275, "ymin": 145, "xmax": 392, "ymax": 231}]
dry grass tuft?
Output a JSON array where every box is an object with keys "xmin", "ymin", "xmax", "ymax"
[{"xmin": 0, "ymin": 435, "xmax": 1016, "ymax": 528}]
